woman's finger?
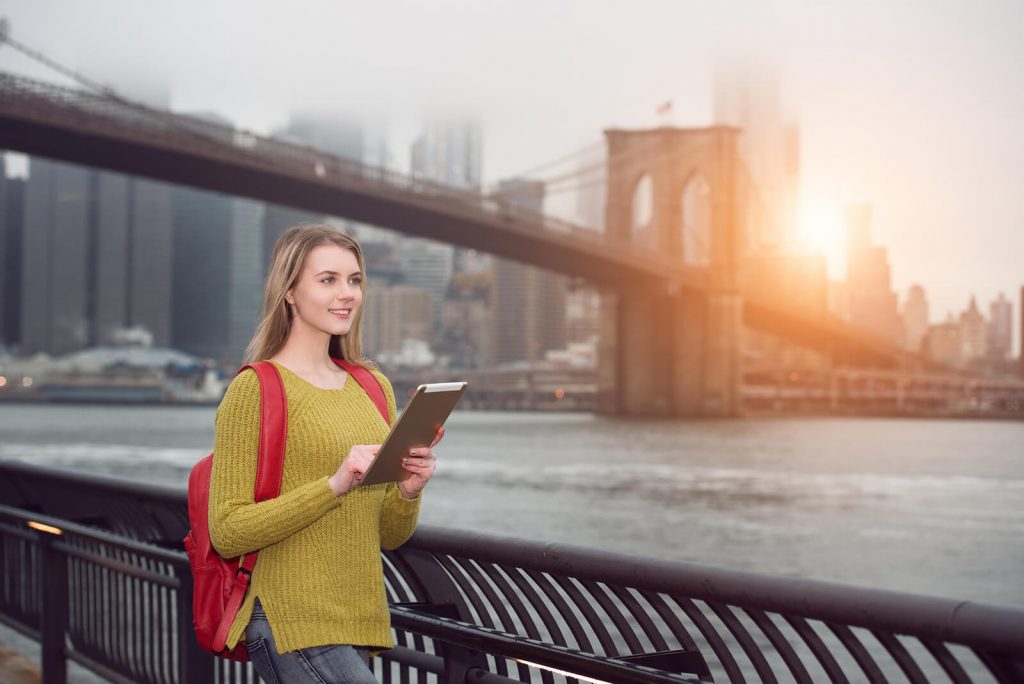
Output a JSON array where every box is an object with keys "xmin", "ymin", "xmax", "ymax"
[{"xmin": 430, "ymin": 426, "xmax": 444, "ymax": 447}]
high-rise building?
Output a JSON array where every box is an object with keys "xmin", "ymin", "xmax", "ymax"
[
  {"xmin": 491, "ymin": 179, "xmax": 568, "ymax": 365},
  {"xmin": 987, "ymin": 292, "xmax": 1012, "ymax": 362},
  {"xmin": 280, "ymin": 111, "xmax": 365, "ymax": 161},
  {"xmin": 341, "ymin": 234, "xmax": 408, "ymax": 359},
  {"xmin": 398, "ymin": 238, "xmax": 454, "ymax": 339},
  {"xmin": 1020, "ymin": 286, "xmax": 1024, "ymax": 376},
  {"xmin": 410, "ymin": 119, "xmax": 482, "ymax": 190},
  {"xmin": 959, "ymin": 296, "xmax": 987, "ymax": 363},
  {"xmin": 169, "ymin": 112, "xmax": 266, "ymax": 364},
  {"xmin": 903, "ymin": 284, "xmax": 929, "ymax": 352},
  {"xmin": 267, "ymin": 110, "xmax": 384, "ymax": 250},
  {"xmin": 844, "ymin": 205, "xmax": 901, "ymax": 344},
  {"xmin": 20, "ymin": 158, "xmax": 94, "ymax": 356},
  {"xmin": 18, "ymin": 147, "xmax": 177, "ymax": 358},
  {"xmin": 410, "ymin": 119, "xmax": 485, "ymax": 277},
  {"xmin": 170, "ymin": 191, "xmax": 264, "ymax": 364},
  {"xmin": 565, "ymin": 286, "xmax": 601, "ymax": 345},
  {"xmin": 713, "ymin": 59, "xmax": 800, "ymax": 251},
  {"xmin": 228, "ymin": 199, "xmax": 266, "ymax": 354},
  {"xmin": 0, "ymin": 156, "xmax": 25, "ymax": 350},
  {"xmin": 93, "ymin": 172, "xmax": 174, "ymax": 347},
  {"xmin": 171, "ymin": 184, "xmax": 233, "ymax": 360},
  {"xmin": 925, "ymin": 318, "xmax": 962, "ymax": 367},
  {"xmin": 362, "ymin": 285, "xmax": 433, "ymax": 357},
  {"xmin": 441, "ymin": 270, "xmax": 492, "ymax": 369},
  {"xmin": 263, "ymin": 203, "xmax": 325, "ymax": 273}
]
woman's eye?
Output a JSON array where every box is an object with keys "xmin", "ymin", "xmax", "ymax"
[
  {"xmin": 350, "ymin": 278, "xmax": 362, "ymax": 286},
  {"xmin": 321, "ymin": 277, "xmax": 334, "ymax": 284}
]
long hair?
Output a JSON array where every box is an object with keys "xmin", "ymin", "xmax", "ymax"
[{"xmin": 243, "ymin": 224, "xmax": 375, "ymax": 369}]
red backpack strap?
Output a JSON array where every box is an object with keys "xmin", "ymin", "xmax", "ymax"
[
  {"xmin": 244, "ymin": 361, "xmax": 288, "ymax": 502},
  {"xmin": 212, "ymin": 360, "xmax": 286, "ymax": 653},
  {"xmin": 332, "ymin": 358, "xmax": 391, "ymax": 426}
]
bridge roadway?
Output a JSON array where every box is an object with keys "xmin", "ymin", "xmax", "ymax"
[{"xmin": 1, "ymin": 70, "xmax": 916, "ymax": 368}]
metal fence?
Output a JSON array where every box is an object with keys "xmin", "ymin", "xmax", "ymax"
[{"xmin": 1, "ymin": 460, "xmax": 1022, "ymax": 683}]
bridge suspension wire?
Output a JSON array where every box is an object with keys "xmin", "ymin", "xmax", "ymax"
[
  {"xmin": 488, "ymin": 134, "xmax": 675, "ymax": 201},
  {"xmin": 504, "ymin": 133, "xmax": 708, "ymax": 201},
  {"xmin": 735, "ymin": 157, "xmax": 784, "ymax": 251},
  {"xmin": 491, "ymin": 140, "xmax": 604, "ymax": 183},
  {"xmin": 0, "ymin": 19, "xmax": 117, "ymax": 101},
  {"xmin": 0, "ymin": 20, "xmax": 280, "ymax": 168}
]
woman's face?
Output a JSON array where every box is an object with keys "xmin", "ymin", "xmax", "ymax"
[{"xmin": 285, "ymin": 244, "xmax": 363, "ymax": 338}]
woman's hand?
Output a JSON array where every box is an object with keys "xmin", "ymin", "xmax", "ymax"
[
  {"xmin": 328, "ymin": 444, "xmax": 380, "ymax": 496},
  {"xmin": 397, "ymin": 426, "xmax": 444, "ymax": 500}
]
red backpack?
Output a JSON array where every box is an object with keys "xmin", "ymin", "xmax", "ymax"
[{"xmin": 183, "ymin": 359, "xmax": 390, "ymax": 661}]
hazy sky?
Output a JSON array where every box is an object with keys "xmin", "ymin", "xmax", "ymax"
[{"xmin": 2, "ymin": 0, "xmax": 1022, "ymax": 346}]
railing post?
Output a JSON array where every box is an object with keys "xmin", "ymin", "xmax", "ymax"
[
  {"xmin": 174, "ymin": 563, "xmax": 215, "ymax": 684},
  {"xmin": 36, "ymin": 527, "xmax": 68, "ymax": 684},
  {"xmin": 398, "ymin": 549, "xmax": 489, "ymax": 683}
]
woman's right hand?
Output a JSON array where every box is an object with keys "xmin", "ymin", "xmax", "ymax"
[{"xmin": 328, "ymin": 444, "xmax": 380, "ymax": 496}]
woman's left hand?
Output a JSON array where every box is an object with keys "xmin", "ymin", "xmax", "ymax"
[{"xmin": 397, "ymin": 426, "xmax": 444, "ymax": 499}]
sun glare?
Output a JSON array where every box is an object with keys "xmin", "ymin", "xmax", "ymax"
[{"xmin": 796, "ymin": 198, "xmax": 845, "ymax": 278}]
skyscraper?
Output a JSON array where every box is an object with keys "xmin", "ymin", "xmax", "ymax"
[
  {"xmin": 410, "ymin": 119, "xmax": 487, "ymax": 276},
  {"xmin": 398, "ymin": 238, "xmax": 454, "ymax": 340},
  {"xmin": 713, "ymin": 59, "xmax": 800, "ymax": 251},
  {"xmin": 903, "ymin": 284, "xmax": 929, "ymax": 352},
  {"xmin": 959, "ymin": 296, "xmax": 987, "ymax": 363},
  {"xmin": 228, "ymin": 198, "xmax": 266, "ymax": 355},
  {"xmin": 93, "ymin": 172, "xmax": 174, "ymax": 347},
  {"xmin": 491, "ymin": 179, "xmax": 568, "ymax": 365},
  {"xmin": 171, "ymin": 184, "xmax": 233, "ymax": 360},
  {"xmin": 18, "ymin": 148, "xmax": 178, "ymax": 357},
  {"xmin": 20, "ymin": 158, "xmax": 93, "ymax": 356},
  {"xmin": 0, "ymin": 155, "xmax": 24, "ymax": 350},
  {"xmin": 925, "ymin": 317, "xmax": 962, "ymax": 367},
  {"xmin": 844, "ymin": 205, "xmax": 901, "ymax": 344},
  {"xmin": 410, "ymin": 119, "xmax": 482, "ymax": 190},
  {"xmin": 987, "ymin": 292, "xmax": 1012, "ymax": 362}
]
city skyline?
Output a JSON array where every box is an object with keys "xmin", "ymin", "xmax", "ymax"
[{"xmin": 0, "ymin": 1, "xmax": 1021, "ymax": 352}]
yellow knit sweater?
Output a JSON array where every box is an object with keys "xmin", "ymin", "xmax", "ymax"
[{"xmin": 208, "ymin": 360, "xmax": 421, "ymax": 654}]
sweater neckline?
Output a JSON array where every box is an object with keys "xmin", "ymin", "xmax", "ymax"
[{"xmin": 269, "ymin": 360, "xmax": 350, "ymax": 392}]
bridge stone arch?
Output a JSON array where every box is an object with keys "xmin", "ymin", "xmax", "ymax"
[
  {"xmin": 599, "ymin": 126, "xmax": 744, "ymax": 416},
  {"xmin": 680, "ymin": 171, "xmax": 712, "ymax": 267},
  {"xmin": 630, "ymin": 173, "xmax": 655, "ymax": 249}
]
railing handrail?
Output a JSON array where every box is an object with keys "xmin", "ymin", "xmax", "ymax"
[
  {"xmin": 3, "ymin": 458, "xmax": 1022, "ymax": 660},
  {"xmin": 405, "ymin": 527, "xmax": 1024, "ymax": 656}
]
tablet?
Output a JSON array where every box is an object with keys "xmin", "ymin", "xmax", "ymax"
[{"xmin": 359, "ymin": 381, "xmax": 468, "ymax": 487}]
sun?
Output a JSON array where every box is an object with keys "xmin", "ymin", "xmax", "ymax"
[{"xmin": 796, "ymin": 197, "xmax": 845, "ymax": 278}]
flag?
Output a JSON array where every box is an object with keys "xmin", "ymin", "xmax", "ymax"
[{"xmin": 656, "ymin": 100, "xmax": 673, "ymax": 115}]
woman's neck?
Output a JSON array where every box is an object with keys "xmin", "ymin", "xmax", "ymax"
[{"xmin": 271, "ymin": 323, "xmax": 338, "ymax": 374}]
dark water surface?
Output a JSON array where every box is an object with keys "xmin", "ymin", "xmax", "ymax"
[{"xmin": 2, "ymin": 404, "xmax": 1021, "ymax": 609}]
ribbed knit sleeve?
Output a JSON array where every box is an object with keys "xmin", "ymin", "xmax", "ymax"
[
  {"xmin": 208, "ymin": 368, "xmax": 342, "ymax": 559},
  {"xmin": 371, "ymin": 369, "xmax": 423, "ymax": 550},
  {"xmin": 380, "ymin": 484, "xmax": 422, "ymax": 549}
]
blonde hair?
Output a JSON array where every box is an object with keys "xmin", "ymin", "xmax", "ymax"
[{"xmin": 243, "ymin": 224, "xmax": 376, "ymax": 369}]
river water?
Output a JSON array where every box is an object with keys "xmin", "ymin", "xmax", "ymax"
[{"xmin": 1, "ymin": 404, "xmax": 1021, "ymax": 611}]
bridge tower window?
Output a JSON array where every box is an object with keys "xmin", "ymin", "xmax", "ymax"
[
  {"xmin": 681, "ymin": 174, "xmax": 711, "ymax": 266},
  {"xmin": 631, "ymin": 174, "xmax": 655, "ymax": 249}
]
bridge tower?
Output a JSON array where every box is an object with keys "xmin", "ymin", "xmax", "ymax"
[{"xmin": 597, "ymin": 126, "xmax": 745, "ymax": 417}]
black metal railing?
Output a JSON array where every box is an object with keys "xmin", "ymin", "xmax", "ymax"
[{"xmin": 1, "ymin": 460, "xmax": 1023, "ymax": 683}]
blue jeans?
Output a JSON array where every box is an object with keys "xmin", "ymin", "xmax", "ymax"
[{"xmin": 244, "ymin": 599, "xmax": 378, "ymax": 683}]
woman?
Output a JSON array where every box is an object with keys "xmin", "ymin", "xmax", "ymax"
[{"xmin": 208, "ymin": 224, "xmax": 441, "ymax": 683}]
